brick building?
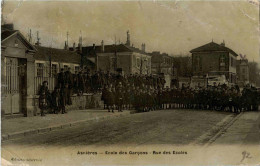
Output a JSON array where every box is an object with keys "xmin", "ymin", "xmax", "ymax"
[
  {"xmin": 79, "ymin": 31, "xmax": 151, "ymax": 75},
  {"xmin": 190, "ymin": 41, "xmax": 238, "ymax": 84}
]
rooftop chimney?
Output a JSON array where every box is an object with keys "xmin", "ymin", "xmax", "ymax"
[
  {"xmin": 126, "ymin": 30, "xmax": 130, "ymax": 46},
  {"xmin": 2, "ymin": 24, "xmax": 14, "ymax": 31},
  {"xmin": 220, "ymin": 40, "xmax": 225, "ymax": 47},
  {"xmin": 35, "ymin": 31, "xmax": 41, "ymax": 46},
  {"xmin": 101, "ymin": 40, "xmax": 104, "ymax": 52}
]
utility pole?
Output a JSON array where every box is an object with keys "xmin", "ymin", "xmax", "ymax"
[{"xmin": 67, "ymin": 31, "xmax": 69, "ymax": 48}]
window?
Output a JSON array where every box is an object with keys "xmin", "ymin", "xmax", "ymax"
[
  {"xmin": 64, "ymin": 65, "xmax": 69, "ymax": 71},
  {"xmin": 136, "ymin": 58, "xmax": 141, "ymax": 67},
  {"xmin": 242, "ymin": 68, "xmax": 246, "ymax": 73},
  {"xmin": 36, "ymin": 63, "xmax": 44, "ymax": 77},
  {"xmin": 52, "ymin": 64, "xmax": 58, "ymax": 77},
  {"xmin": 75, "ymin": 66, "xmax": 80, "ymax": 74},
  {"xmin": 220, "ymin": 55, "xmax": 225, "ymax": 67}
]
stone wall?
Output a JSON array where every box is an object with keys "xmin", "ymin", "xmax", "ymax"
[{"xmin": 32, "ymin": 93, "xmax": 103, "ymax": 116}]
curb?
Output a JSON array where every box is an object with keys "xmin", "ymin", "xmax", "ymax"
[
  {"xmin": 203, "ymin": 111, "xmax": 244, "ymax": 147},
  {"xmin": 2, "ymin": 111, "xmax": 131, "ymax": 142},
  {"xmin": 190, "ymin": 112, "xmax": 243, "ymax": 146}
]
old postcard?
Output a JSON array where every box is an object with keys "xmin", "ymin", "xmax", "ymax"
[{"xmin": 1, "ymin": 0, "xmax": 260, "ymax": 165}]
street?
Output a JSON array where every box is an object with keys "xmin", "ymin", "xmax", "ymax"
[
  {"xmin": 2, "ymin": 109, "xmax": 232, "ymax": 146},
  {"xmin": 2, "ymin": 109, "xmax": 260, "ymax": 166}
]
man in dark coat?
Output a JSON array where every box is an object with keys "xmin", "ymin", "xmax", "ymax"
[
  {"xmin": 60, "ymin": 83, "xmax": 68, "ymax": 114},
  {"xmin": 65, "ymin": 68, "xmax": 73, "ymax": 105},
  {"xmin": 116, "ymin": 82, "xmax": 124, "ymax": 112},
  {"xmin": 106, "ymin": 87, "xmax": 115, "ymax": 113},
  {"xmin": 57, "ymin": 68, "xmax": 66, "ymax": 89},
  {"xmin": 51, "ymin": 86, "xmax": 61, "ymax": 114},
  {"xmin": 77, "ymin": 71, "xmax": 85, "ymax": 94},
  {"xmin": 39, "ymin": 81, "xmax": 51, "ymax": 116}
]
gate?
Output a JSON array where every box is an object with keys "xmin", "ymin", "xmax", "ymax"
[{"xmin": 2, "ymin": 57, "xmax": 27, "ymax": 114}]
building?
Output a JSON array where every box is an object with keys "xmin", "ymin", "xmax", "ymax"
[
  {"xmin": 33, "ymin": 45, "xmax": 82, "ymax": 94},
  {"xmin": 236, "ymin": 58, "xmax": 249, "ymax": 87},
  {"xmin": 150, "ymin": 51, "xmax": 174, "ymax": 76},
  {"xmin": 1, "ymin": 24, "xmax": 37, "ymax": 116},
  {"xmin": 190, "ymin": 41, "xmax": 238, "ymax": 84},
  {"xmin": 79, "ymin": 31, "xmax": 151, "ymax": 75},
  {"xmin": 150, "ymin": 51, "xmax": 175, "ymax": 87}
]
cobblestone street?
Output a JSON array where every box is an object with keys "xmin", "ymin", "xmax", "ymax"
[{"xmin": 2, "ymin": 109, "xmax": 231, "ymax": 146}]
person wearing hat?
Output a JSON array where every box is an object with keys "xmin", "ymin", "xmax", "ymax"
[
  {"xmin": 51, "ymin": 86, "xmax": 61, "ymax": 114},
  {"xmin": 39, "ymin": 81, "xmax": 51, "ymax": 116},
  {"xmin": 65, "ymin": 67, "xmax": 73, "ymax": 105}
]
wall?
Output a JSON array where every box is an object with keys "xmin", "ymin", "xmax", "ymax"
[
  {"xmin": 32, "ymin": 93, "xmax": 103, "ymax": 116},
  {"xmin": 228, "ymin": 53, "xmax": 237, "ymax": 73},
  {"xmin": 132, "ymin": 52, "xmax": 151, "ymax": 74},
  {"xmin": 192, "ymin": 51, "xmax": 229, "ymax": 76}
]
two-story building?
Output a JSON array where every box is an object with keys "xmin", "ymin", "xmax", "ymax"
[
  {"xmin": 78, "ymin": 31, "xmax": 151, "ymax": 75},
  {"xmin": 150, "ymin": 51, "xmax": 174, "ymax": 76},
  {"xmin": 190, "ymin": 41, "xmax": 238, "ymax": 84}
]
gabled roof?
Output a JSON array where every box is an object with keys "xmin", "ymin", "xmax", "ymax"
[
  {"xmin": 190, "ymin": 42, "xmax": 238, "ymax": 57},
  {"xmin": 81, "ymin": 44, "xmax": 150, "ymax": 56},
  {"xmin": 34, "ymin": 46, "xmax": 81, "ymax": 64},
  {"xmin": 1, "ymin": 30, "xmax": 37, "ymax": 52}
]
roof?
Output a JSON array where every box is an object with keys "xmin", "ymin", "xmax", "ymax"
[
  {"xmin": 34, "ymin": 46, "xmax": 81, "ymax": 64},
  {"xmin": 190, "ymin": 42, "xmax": 238, "ymax": 57},
  {"xmin": 81, "ymin": 44, "xmax": 150, "ymax": 56},
  {"xmin": 1, "ymin": 29, "xmax": 37, "ymax": 52}
]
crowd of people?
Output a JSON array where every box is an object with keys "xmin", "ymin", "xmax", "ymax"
[
  {"xmin": 38, "ymin": 68, "xmax": 166, "ymax": 116},
  {"xmin": 38, "ymin": 68, "xmax": 260, "ymax": 116},
  {"xmin": 102, "ymin": 81, "xmax": 260, "ymax": 113}
]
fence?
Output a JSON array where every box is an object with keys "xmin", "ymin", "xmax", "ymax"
[
  {"xmin": 34, "ymin": 76, "xmax": 57, "ymax": 95},
  {"xmin": 2, "ymin": 58, "xmax": 19, "ymax": 94}
]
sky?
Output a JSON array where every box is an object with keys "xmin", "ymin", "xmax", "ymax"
[{"xmin": 2, "ymin": 0, "xmax": 259, "ymax": 63}]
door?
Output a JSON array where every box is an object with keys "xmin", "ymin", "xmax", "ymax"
[{"xmin": 18, "ymin": 58, "xmax": 27, "ymax": 115}]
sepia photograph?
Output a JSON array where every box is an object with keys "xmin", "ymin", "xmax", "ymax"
[{"xmin": 1, "ymin": 0, "xmax": 260, "ymax": 165}]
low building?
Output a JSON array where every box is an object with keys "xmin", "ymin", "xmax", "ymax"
[
  {"xmin": 190, "ymin": 41, "xmax": 238, "ymax": 84},
  {"xmin": 33, "ymin": 45, "xmax": 82, "ymax": 94}
]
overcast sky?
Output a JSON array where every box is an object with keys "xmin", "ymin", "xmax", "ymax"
[{"xmin": 2, "ymin": 1, "xmax": 259, "ymax": 63}]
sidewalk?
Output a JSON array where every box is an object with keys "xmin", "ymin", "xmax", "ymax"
[
  {"xmin": 212, "ymin": 111, "xmax": 260, "ymax": 145},
  {"xmin": 1, "ymin": 109, "xmax": 130, "ymax": 141}
]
